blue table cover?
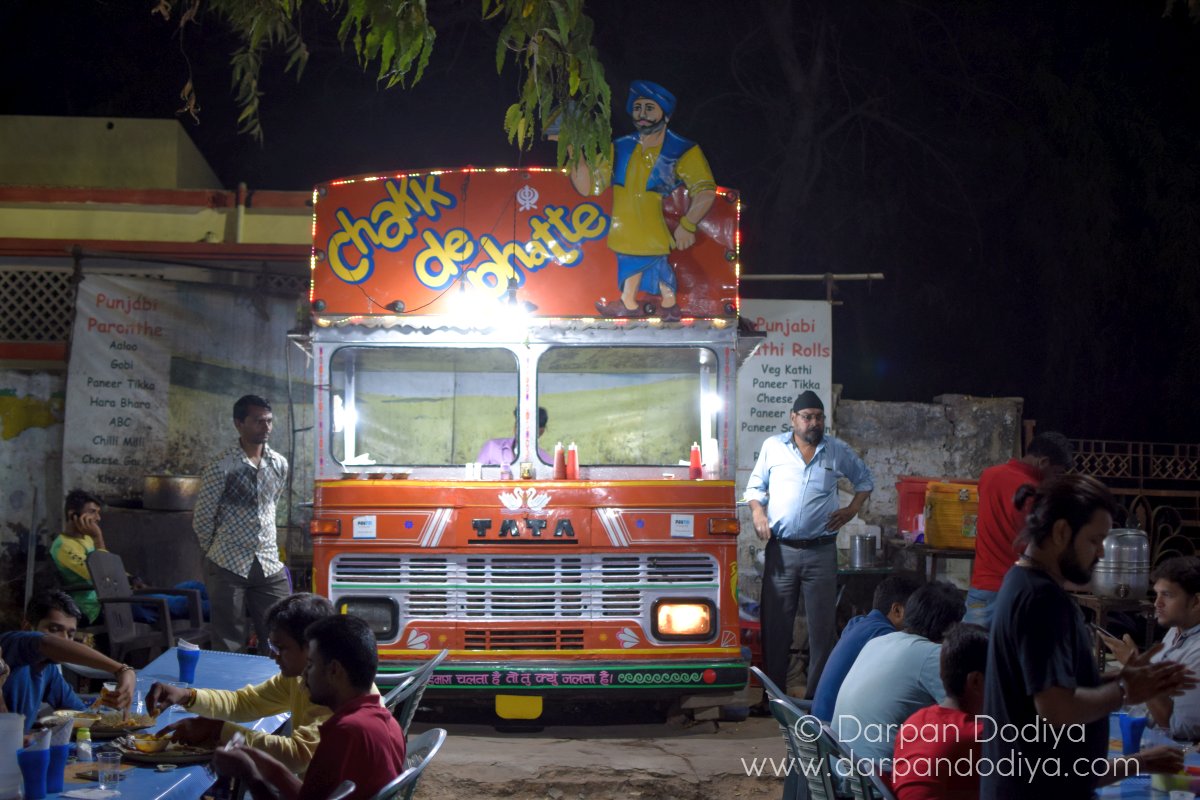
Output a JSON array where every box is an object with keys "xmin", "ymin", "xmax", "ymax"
[
  {"xmin": 52, "ymin": 648, "xmax": 289, "ymax": 800},
  {"xmin": 1097, "ymin": 712, "xmax": 1200, "ymax": 799}
]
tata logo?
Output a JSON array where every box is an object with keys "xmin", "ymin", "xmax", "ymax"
[{"xmin": 471, "ymin": 518, "xmax": 576, "ymax": 540}]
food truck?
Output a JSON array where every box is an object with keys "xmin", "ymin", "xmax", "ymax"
[{"xmin": 306, "ymin": 166, "xmax": 757, "ymax": 719}]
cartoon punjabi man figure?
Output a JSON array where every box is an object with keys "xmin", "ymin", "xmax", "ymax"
[{"xmin": 569, "ymin": 80, "xmax": 716, "ymax": 321}]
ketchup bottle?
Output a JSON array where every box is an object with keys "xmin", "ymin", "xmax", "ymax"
[
  {"xmin": 553, "ymin": 442, "xmax": 567, "ymax": 480},
  {"xmin": 566, "ymin": 442, "xmax": 579, "ymax": 480},
  {"xmin": 689, "ymin": 442, "xmax": 703, "ymax": 480}
]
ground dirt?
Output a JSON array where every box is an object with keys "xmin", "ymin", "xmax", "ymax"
[{"xmin": 408, "ymin": 709, "xmax": 788, "ymax": 800}]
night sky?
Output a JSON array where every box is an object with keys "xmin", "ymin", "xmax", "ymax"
[{"xmin": 3, "ymin": 0, "xmax": 1198, "ymax": 443}]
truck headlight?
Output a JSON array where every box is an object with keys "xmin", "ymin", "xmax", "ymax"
[
  {"xmin": 336, "ymin": 596, "xmax": 399, "ymax": 641},
  {"xmin": 652, "ymin": 599, "xmax": 715, "ymax": 641}
]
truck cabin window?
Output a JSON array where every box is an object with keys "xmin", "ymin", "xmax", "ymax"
[
  {"xmin": 538, "ymin": 346, "xmax": 719, "ymax": 467},
  {"xmin": 330, "ymin": 347, "xmax": 519, "ymax": 467}
]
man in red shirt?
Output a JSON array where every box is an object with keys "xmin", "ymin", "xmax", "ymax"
[
  {"xmin": 211, "ymin": 615, "xmax": 406, "ymax": 800},
  {"xmin": 891, "ymin": 623, "xmax": 987, "ymax": 800},
  {"xmin": 964, "ymin": 432, "xmax": 1071, "ymax": 628}
]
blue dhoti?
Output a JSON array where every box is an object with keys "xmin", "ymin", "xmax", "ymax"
[{"xmin": 616, "ymin": 253, "xmax": 675, "ymax": 294}]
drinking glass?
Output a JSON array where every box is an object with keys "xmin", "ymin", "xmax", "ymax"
[{"xmin": 97, "ymin": 751, "xmax": 122, "ymax": 793}]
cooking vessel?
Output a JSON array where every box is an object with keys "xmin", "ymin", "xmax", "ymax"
[
  {"xmin": 1089, "ymin": 528, "xmax": 1150, "ymax": 599},
  {"xmin": 849, "ymin": 534, "xmax": 878, "ymax": 569},
  {"xmin": 142, "ymin": 475, "xmax": 201, "ymax": 511}
]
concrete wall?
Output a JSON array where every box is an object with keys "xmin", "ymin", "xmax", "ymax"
[
  {"xmin": 0, "ymin": 116, "xmax": 222, "ymax": 190},
  {"xmin": 0, "ymin": 370, "xmax": 66, "ymax": 626}
]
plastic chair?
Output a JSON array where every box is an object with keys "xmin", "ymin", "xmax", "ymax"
[
  {"xmin": 366, "ymin": 728, "xmax": 448, "ymax": 800},
  {"xmin": 829, "ymin": 726, "xmax": 896, "ymax": 800},
  {"xmin": 751, "ymin": 665, "xmax": 819, "ymax": 800},
  {"xmin": 382, "ymin": 649, "xmax": 449, "ymax": 733},
  {"xmin": 86, "ymin": 550, "xmax": 211, "ymax": 664},
  {"xmin": 770, "ymin": 698, "xmax": 846, "ymax": 800},
  {"xmin": 326, "ymin": 780, "xmax": 356, "ymax": 800}
]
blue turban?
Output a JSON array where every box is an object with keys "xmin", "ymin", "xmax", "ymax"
[{"xmin": 626, "ymin": 80, "xmax": 676, "ymax": 117}]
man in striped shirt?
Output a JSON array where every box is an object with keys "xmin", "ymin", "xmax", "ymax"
[{"xmin": 194, "ymin": 394, "xmax": 290, "ymax": 653}]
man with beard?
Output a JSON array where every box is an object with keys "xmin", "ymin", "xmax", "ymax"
[
  {"xmin": 982, "ymin": 475, "xmax": 1194, "ymax": 800},
  {"xmin": 744, "ymin": 390, "xmax": 873, "ymax": 705},
  {"xmin": 194, "ymin": 394, "xmax": 290, "ymax": 654},
  {"xmin": 566, "ymin": 80, "xmax": 715, "ymax": 322},
  {"xmin": 209, "ymin": 615, "xmax": 405, "ymax": 800}
]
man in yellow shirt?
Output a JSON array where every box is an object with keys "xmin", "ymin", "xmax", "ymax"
[
  {"xmin": 569, "ymin": 80, "xmax": 716, "ymax": 322},
  {"xmin": 49, "ymin": 489, "xmax": 106, "ymax": 623},
  {"xmin": 146, "ymin": 593, "xmax": 375, "ymax": 772}
]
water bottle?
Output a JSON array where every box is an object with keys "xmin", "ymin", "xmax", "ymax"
[{"xmin": 76, "ymin": 729, "xmax": 93, "ymax": 763}]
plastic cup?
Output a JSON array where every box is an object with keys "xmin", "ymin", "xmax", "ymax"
[
  {"xmin": 1120, "ymin": 714, "xmax": 1148, "ymax": 755},
  {"xmin": 17, "ymin": 748, "xmax": 49, "ymax": 800},
  {"xmin": 97, "ymin": 751, "xmax": 123, "ymax": 791},
  {"xmin": 177, "ymin": 646, "xmax": 200, "ymax": 683},
  {"xmin": 46, "ymin": 744, "xmax": 69, "ymax": 794}
]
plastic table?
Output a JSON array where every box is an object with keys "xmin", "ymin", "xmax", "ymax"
[
  {"xmin": 1097, "ymin": 713, "xmax": 1200, "ymax": 798},
  {"xmin": 52, "ymin": 647, "xmax": 289, "ymax": 800}
]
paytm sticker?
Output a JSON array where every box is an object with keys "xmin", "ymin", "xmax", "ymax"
[
  {"xmin": 670, "ymin": 514, "xmax": 694, "ymax": 538},
  {"xmin": 352, "ymin": 515, "xmax": 377, "ymax": 539}
]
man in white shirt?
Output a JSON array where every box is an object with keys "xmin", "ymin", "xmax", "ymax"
[{"xmin": 1103, "ymin": 555, "xmax": 1200, "ymax": 739}]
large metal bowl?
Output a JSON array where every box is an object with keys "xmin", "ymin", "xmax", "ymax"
[{"xmin": 142, "ymin": 475, "xmax": 201, "ymax": 511}]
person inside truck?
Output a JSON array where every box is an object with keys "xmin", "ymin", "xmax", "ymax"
[{"xmin": 477, "ymin": 406, "xmax": 552, "ymax": 464}]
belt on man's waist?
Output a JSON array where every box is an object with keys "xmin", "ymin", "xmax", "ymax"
[{"xmin": 775, "ymin": 533, "xmax": 838, "ymax": 549}]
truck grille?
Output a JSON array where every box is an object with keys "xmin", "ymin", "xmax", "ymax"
[
  {"xmin": 330, "ymin": 553, "xmax": 719, "ymax": 622},
  {"xmin": 463, "ymin": 628, "xmax": 586, "ymax": 650}
]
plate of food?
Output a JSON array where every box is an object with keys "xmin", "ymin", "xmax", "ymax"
[
  {"xmin": 114, "ymin": 734, "xmax": 215, "ymax": 765},
  {"xmin": 46, "ymin": 710, "xmax": 103, "ymax": 730},
  {"xmin": 89, "ymin": 711, "xmax": 157, "ymax": 738}
]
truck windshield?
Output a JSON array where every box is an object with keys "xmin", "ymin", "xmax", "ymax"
[
  {"xmin": 329, "ymin": 346, "xmax": 519, "ymax": 467},
  {"xmin": 538, "ymin": 346, "xmax": 719, "ymax": 467}
]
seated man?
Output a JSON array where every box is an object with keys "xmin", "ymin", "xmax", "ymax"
[
  {"xmin": 811, "ymin": 573, "xmax": 923, "ymax": 721},
  {"xmin": 211, "ymin": 615, "xmax": 406, "ymax": 800},
  {"xmin": 0, "ymin": 592, "xmax": 136, "ymax": 731},
  {"xmin": 832, "ymin": 581, "xmax": 964, "ymax": 766},
  {"xmin": 50, "ymin": 488, "xmax": 209, "ymax": 625},
  {"xmin": 477, "ymin": 406, "xmax": 552, "ymax": 465},
  {"xmin": 149, "ymin": 593, "xmax": 361, "ymax": 773},
  {"xmin": 49, "ymin": 489, "xmax": 107, "ymax": 624},
  {"xmin": 891, "ymin": 623, "xmax": 988, "ymax": 800},
  {"xmin": 1101, "ymin": 555, "xmax": 1200, "ymax": 740}
]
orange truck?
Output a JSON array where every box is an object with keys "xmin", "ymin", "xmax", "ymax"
[{"xmin": 306, "ymin": 167, "xmax": 756, "ymax": 719}]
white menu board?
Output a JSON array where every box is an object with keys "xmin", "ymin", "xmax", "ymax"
[
  {"xmin": 736, "ymin": 299, "xmax": 833, "ymax": 492},
  {"xmin": 63, "ymin": 275, "xmax": 174, "ymax": 496}
]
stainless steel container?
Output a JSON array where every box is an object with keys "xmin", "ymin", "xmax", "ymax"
[
  {"xmin": 1089, "ymin": 528, "xmax": 1150, "ymax": 599},
  {"xmin": 849, "ymin": 534, "xmax": 877, "ymax": 569},
  {"xmin": 142, "ymin": 475, "xmax": 201, "ymax": 511}
]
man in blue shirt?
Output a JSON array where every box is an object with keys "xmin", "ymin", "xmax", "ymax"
[
  {"xmin": 745, "ymin": 390, "xmax": 874, "ymax": 702},
  {"xmin": 0, "ymin": 591, "xmax": 135, "ymax": 731},
  {"xmin": 811, "ymin": 573, "xmax": 922, "ymax": 721}
]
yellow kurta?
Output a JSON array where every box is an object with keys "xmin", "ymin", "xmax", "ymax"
[
  {"xmin": 190, "ymin": 673, "xmax": 382, "ymax": 773},
  {"xmin": 605, "ymin": 142, "xmax": 714, "ymax": 256}
]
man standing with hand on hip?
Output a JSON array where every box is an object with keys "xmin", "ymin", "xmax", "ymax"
[
  {"xmin": 745, "ymin": 390, "xmax": 873, "ymax": 703},
  {"xmin": 195, "ymin": 394, "xmax": 290, "ymax": 653}
]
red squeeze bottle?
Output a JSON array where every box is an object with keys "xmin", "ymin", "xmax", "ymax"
[
  {"xmin": 689, "ymin": 441, "xmax": 703, "ymax": 480},
  {"xmin": 566, "ymin": 442, "xmax": 579, "ymax": 480},
  {"xmin": 553, "ymin": 442, "xmax": 567, "ymax": 480}
]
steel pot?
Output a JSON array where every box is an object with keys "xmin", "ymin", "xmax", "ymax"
[
  {"xmin": 1089, "ymin": 528, "xmax": 1150, "ymax": 599},
  {"xmin": 849, "ymin": 534, "xmax": 878, "ymax": 569},
  {"xmin": 142, "ymin": 475, "xmax": 201, "ymax": 511}
]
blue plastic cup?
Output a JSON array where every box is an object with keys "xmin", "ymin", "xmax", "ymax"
[
  {"xmin": 1120, "ymin": 714, "xmax": 1148, "ymax": 755},
  {"xmin": 177, "ymin": 646, "xmax": 200, "ymax": 683},
  {"xmin": 17, "ymin": 747, "xmax": 49, "ymax": 800},
  {"xmin": 46, "ymin": 744, "xmax": 70, "ymax": 794}
]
